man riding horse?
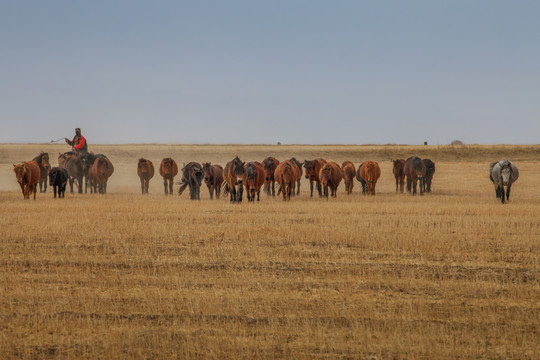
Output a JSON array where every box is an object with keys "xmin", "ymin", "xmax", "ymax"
[{"xmin": 65, "ymin": 128, "xmax": 88, "ymax": 153}]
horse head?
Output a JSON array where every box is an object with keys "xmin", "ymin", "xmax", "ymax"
[
  {"xmin": 232, "ymin": 156, "xmax": 245, "ymax": 183},
  {"xmin": 13, "ymin": 164, "xmax": 26, "ymax": 184}
]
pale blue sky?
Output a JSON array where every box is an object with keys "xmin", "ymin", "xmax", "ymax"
[{"xmin": 1, "ymin": 1, "xmax": 539, "ymax": 144}]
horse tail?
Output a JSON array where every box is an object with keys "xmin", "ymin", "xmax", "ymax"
[
  {"xmin": 221, "ymin": 182, "xmax": 230, "ymax": 196},
  {"xmin": 177, "ymin": 181, "xmax": 189, "ymax": 195}
]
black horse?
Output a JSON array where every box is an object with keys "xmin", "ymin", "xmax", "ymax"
[
  {"xmin": 355, "ymin": 162, "xmax": 367, "ymax": 195},
  {"xmin": 48, "ymin": 167, "xmax": 69, "ymax": 198},
  {"xmin": 178, "ymin": 162, "xmax": 204, "ymax": 200},
  {"xmin": 422, "ymin": 159, "xmax": 436, "ymax": 193}
]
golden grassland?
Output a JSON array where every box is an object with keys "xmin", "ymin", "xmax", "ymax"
[{"xmin": 1, "ymin": 144, "xmax": 539, "ymax": 359}]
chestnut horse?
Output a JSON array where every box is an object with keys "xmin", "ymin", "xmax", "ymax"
[
  {"xmin": 319, "ymin": 161, "xmax": 343, "ymax": 198},
  {"xmin": 178, "ymin": 162, "xmax": 204, "ymax": 200},
  {"xmin": 303, "ymin": 158, "xmax": 327, "ymax": 198},
  {"xmin": 341, "ymin": 161, "xmax": 356, "ymax": 195},
  {"xmin": 89, "ymin": 156, "xmax": 114, "ymax": 194},
  {"xmin": 202, "ymin": 163, "xmax": 224, "ymax": 200},
  {"xmin": 223, "ymin": 156, "xmax": 246, "ymax": 203},
  {"xmin": 243, "ymin": 161, "xmax": 266, "ymax": 202},
  {"xmin": 137, "ymin": 158, "xmax": 154, "ymax": 194},
  {"xmin": 392, "ymin": 159, "xmax": 406, "ymax": 193},
  {"xmin": 13, "ymin": 161, "xmax": 40, "ymax": 199},
  {"xmin": 421, "ymin": 159, "xmax": 435, "ymax": 193},
  {"xmin": 404, "ymin": 156, "xmax": 426, "ymax": 196},
  {"xmin": 289, "ymin": 157, "xmax": 302, "ymax": 196},
  {"xmin": 159, "ymin": 158, "xmax": 178, "ymax": 195},
  {"xmin": 274, "ymin": 160, "xmax": 297, "ymax": 201},
  {"xmin": 262, "ymin": 157, "xmax": 279, "ymax": 197},
  {"xmin": 359, "ymin": 161, "xmax": 381, "ymax": 195},
  {"xmin": 33, "ymin": 152, "xmax": 51, "ymax": 193}
]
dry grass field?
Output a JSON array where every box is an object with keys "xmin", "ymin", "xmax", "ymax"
[{"xmin": 1, "ymin": 144, "xmax": 539, "ymax": 359}]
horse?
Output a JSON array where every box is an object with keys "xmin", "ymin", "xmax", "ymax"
[
  {"xmin": 242, "ymin": 162, "xmax": 266, "ymax": 202},
  {"xmin": 341, "ymin": 161, "xmax": 356, "ymax": 195},
  {"xmin": 63, "ymin": 153, "xmax": 93, "ymax": 194},
  {"xmin": 392, "ymin": 159, "xmax": 406, "ymax": 193},
  {"xmin": 355, "ymin": 162, "xmax": 367, "ymax": 194},
  {"xmin": 274, "ymin": 160, "xmax": 296, "ymax": 201},
  {"xmin": 422, "ymin": 159, "xmax": 436, "ymax": 193},
  {"xmin": 58, "ymin": 151, "xmax": 77, "ymax": 167},
  {"xmin": 223, "ymin": 156, "xmax": 246, "ymax": 203},
  {"xmin": 202, "ymin": 163, "xmax": 224, "ymax": 200},
  {"xmin": 359, "ymin": 161, "xmax": 381, "ymax": 195},
  {"xmin": 262, "ymin": 157, "xmax": 280, "ymax": 197},
  {"xmin": 289, "ymin": 157, "xmax": 303, "ymax": 196},
  {"xmin": 137, "ymin": 158, "xmax": 155, "ymax": 194},
  {"xmin": 491, "ymin": 159, "xmax": 519, "ymax": 204},
  {"xmin": 159, "ymin": 158, "xmax": 178, "ymax": 195},
  {"xmin": 303, "ymin": 158, "xmax": 327, "ymax": 197},
  {"xmin": 404, "ymin": 156, "xmax": 426, "ymax": 196},
  {"xmin": 178, "ymin": 162, "xmax": 204, "ymax": 200},
  {"xmin": 32, "ymin": 152, "xmax": 51, "ymax": 193},
  {"xmin": 13, "ymin": 161, "xmax": 40, "ymax": 199},
  {"xmin": 319, "ymin": 161, "xmax": 343, "ymax": 198},
  {"xmin": 48, "ymin": 167, "xmax": 69, "ymax": 198},
  {"xmin": 89, "ymin": 156, "xmax": 114, "ymax": 194}
]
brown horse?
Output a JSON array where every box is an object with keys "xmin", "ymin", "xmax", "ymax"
[
  {"xmin": 289, "ymin": 157, "xmax": 302, "ymax": 196},
  {"xmin": 243, "ymin": 161, "xmax": 266, "ymax": 202},
  {"xmin": 89, "ymin": 156, "xmax": 114, "ymax": 194},
  {"xmin": 404, "ymin": 156, "xmax": 426, "ymax": 196},
  {"xmin": 262, "ymin": 157, "xmax": 279, "ymax": 197},
  {"xmin": 159, "ymin": 158, "xmax": 178, "ymax": 195},
  {"xmin": 341, "ymin": 161, "xmax": 356, "ymax": 195},
  {"xmin": 274, "ymin": 160, "xmax": 297, "ymax": 201},
  {"xmin": 303, "ymin": 158, "xmax": 327, "ymax": 197},
  {"xmin": 319, "ymin": 161, "xmax": 343, "ymax": 198},
  {"xmin": 58, "ymin": 151, "xmax": 77, "ymax": 167},
  {"xmin": 13, "ymin": 161, "xmax": 40, "ymax": 199},
  {"xmin": 137, "ymin": 158, "xmax": 154, "ymax": 194},
  {"xmin": 33, "ymin": 152, "xmax": 51, "ymax": 193},
  {"xmin": 392, "ymin": 159, "xmax": 406, "ymax": 193},
  {"xmin": 202, "ymin": 163, "xmax": 224, "ymax": 200},
  {"xmin": 359, "ymin": 161, "xmax": 381, "ymax": 195},
  {"xmin": 223, "ymin": 156, "xmax": 246, "ymax": 203}
]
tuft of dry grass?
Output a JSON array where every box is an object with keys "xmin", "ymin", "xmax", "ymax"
[{"xmin": 0, "ymin": 144, "xmax": 539, "ymax": 359}]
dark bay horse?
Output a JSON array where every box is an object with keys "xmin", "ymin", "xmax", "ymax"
[
  {"xmin": 404, "ymin": 156, "xmax": 426, "ymax": 196},
  {"xmin": 392, "ymin": 159, "xmax": 406, "ymax": 193},
  {"xmin": 422, "ymin": 159, "xmax": 436, "ymax": 193},
  {"xmin": 63, "ymin": 153, "xmax": 94, "ymax": 194},
  {"xmin": 49, "ymin": 167, "xmax": 69, "ymax": 198},
  {"xmin": 341, "ymin": 161, "xmax": 356, "ymax": 195},
  {"xmin": 491, "ymin": 159, "xmax": 519, "ymax": 204},
  {"xmin": 159, "ymin": 158, "xmax": 178, "ymax": 195},
  {"xmin": 223, "ymin": 156, "xmax": 245, "ymax": 203},
  {"xmin": 178, "ymin": 162, "xmax": 204, "ymax": 200},
  {"xmin": 202, "ymin": 163, "xmax": 224, "ymax": 200},
  {"xmin": 319, "ymin": 161, "xmax": 343, "ymax": 198},
  {"xmin": 274, "ymin": 160, "xmax": 296, "ymax": 201},
  {"xmin": 359, "ymin": 161, "xmax": 381, "ymax": 195},
  {"xmin": 243, "ymin": 161, "xmax": 266, "ymax": 202},
  {"xmin": 137, "ymin": 158, "xmax": 155, "ymax": 194},
  {"xmin": 13, "ymin": 161, "xmax": 40, "ymax": 199},
  {"xmin": 89, "ymin": 156, "xmax": 114, "ymax": 194},
  {"xmin": 33, "ymin": 152, "xmax": 51, "ymax": 193},
  {"xmin": 303, "ymin": 158, "xmax": 327, "ymax": 198},
  {"xmin": 262, "ymin": 157, "xmax": 279, "ymax": 197}
]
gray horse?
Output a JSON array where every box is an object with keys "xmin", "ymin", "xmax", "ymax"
[
  {"xmin": 490, "ymin": 159, "xmax": 519, "ymax": 204},
  {"xmin": 178, "ymin": 162, "xmax": 204, "ymax": 200}
]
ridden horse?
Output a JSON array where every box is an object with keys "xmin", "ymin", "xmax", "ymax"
[
  {"xmin": 262, "ymin": 157, "xmax": 280, "ymax": 197},
  {"xmin": 289, "ymin": 157, "xmax": 303, "ymax": 196},
  {"xmin": 359, "ymin": 161, "xmax": 381, "ymax": 195},
  {"xmin": 274, "ymin": 160, "xmax": 296, "ymax": 201},
  {"xmin": 13, "ymin": 161, "xmax": 40, "ymax": 200},
  {"xmin": 58, "ymin": 151, "xmax": 77, "ymax": 167},
  {"xmin": 422, "ymin": 159, "xmax": 436, "ymax": 193},
  {"xmin": 392, "ymin": 159, "xmax": 406, "ymax": 193},
  {"xmin": 223, "ymin": 156, "xmax": 246, "ymax": 203},
  {"xmin": 159, "ymin": 158, "xmax": 178, "ymax": 195},
  {"xmin": 303, "ymin": 158, "xmax": 327, "ymax": 198},
  {"xmin": 32, "ymin": 152, "xmax": 51, "ymax": 193},
  {"xmin": 243, "ymin": 161, "xmax": 266, "ymax": 202},
  {"xmin": 63, "ymin": 153, "xmax": 93, "ymax": 194},
  {"xmin": 319, "ymin": 161, "xmax": 343, "ymax": 198},
  {"xmin": 89, "ymin": 156, "xmax": 114, "ymax": 194},
  {"xmin": 137, "ymin": 158, "xmax": 155, "ymax": 194},
  {"xmin": 48, "ymin": 167, "xmax": 69, "ymax": 198},
  {"xmin": 202, "ymin": 163, "xmax": 224, "ymax": 200},
  {"xmin": 491, "ymin": 159, "xmax": 519, "ymax": 204},
  {"xmin": 404, "ymin": 156, "xmax": 426, "ymax": 196},
  {"xmin": 341, "ymin": 161, "xmax": 356, "ymax": 195},
  {"xmin": 178, "ymin": 162, "xmax": 204, "ymax": 200}
]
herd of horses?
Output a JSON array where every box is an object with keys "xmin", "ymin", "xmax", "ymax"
[{"xmin": 12, "ymin": 152, "xmax": 519, "ymax": 204}]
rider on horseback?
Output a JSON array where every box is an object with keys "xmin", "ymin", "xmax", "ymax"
[{"xmin": 65, "ymin": 128, "xmax": 88, "ymax": 153}]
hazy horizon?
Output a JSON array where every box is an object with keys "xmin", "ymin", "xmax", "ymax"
[{"xmin": 2, "ymin": 1, "xmax": 539, "ymax": 145}]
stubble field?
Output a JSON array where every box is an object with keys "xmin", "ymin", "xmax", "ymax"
[{"xmin": 1, "ymin": 144, "xmax": 539, "ymax": 359}]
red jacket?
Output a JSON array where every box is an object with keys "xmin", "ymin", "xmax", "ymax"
[{"xmin": 69, "ymin": 135, "xmax": 87, "ymax": 151}]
